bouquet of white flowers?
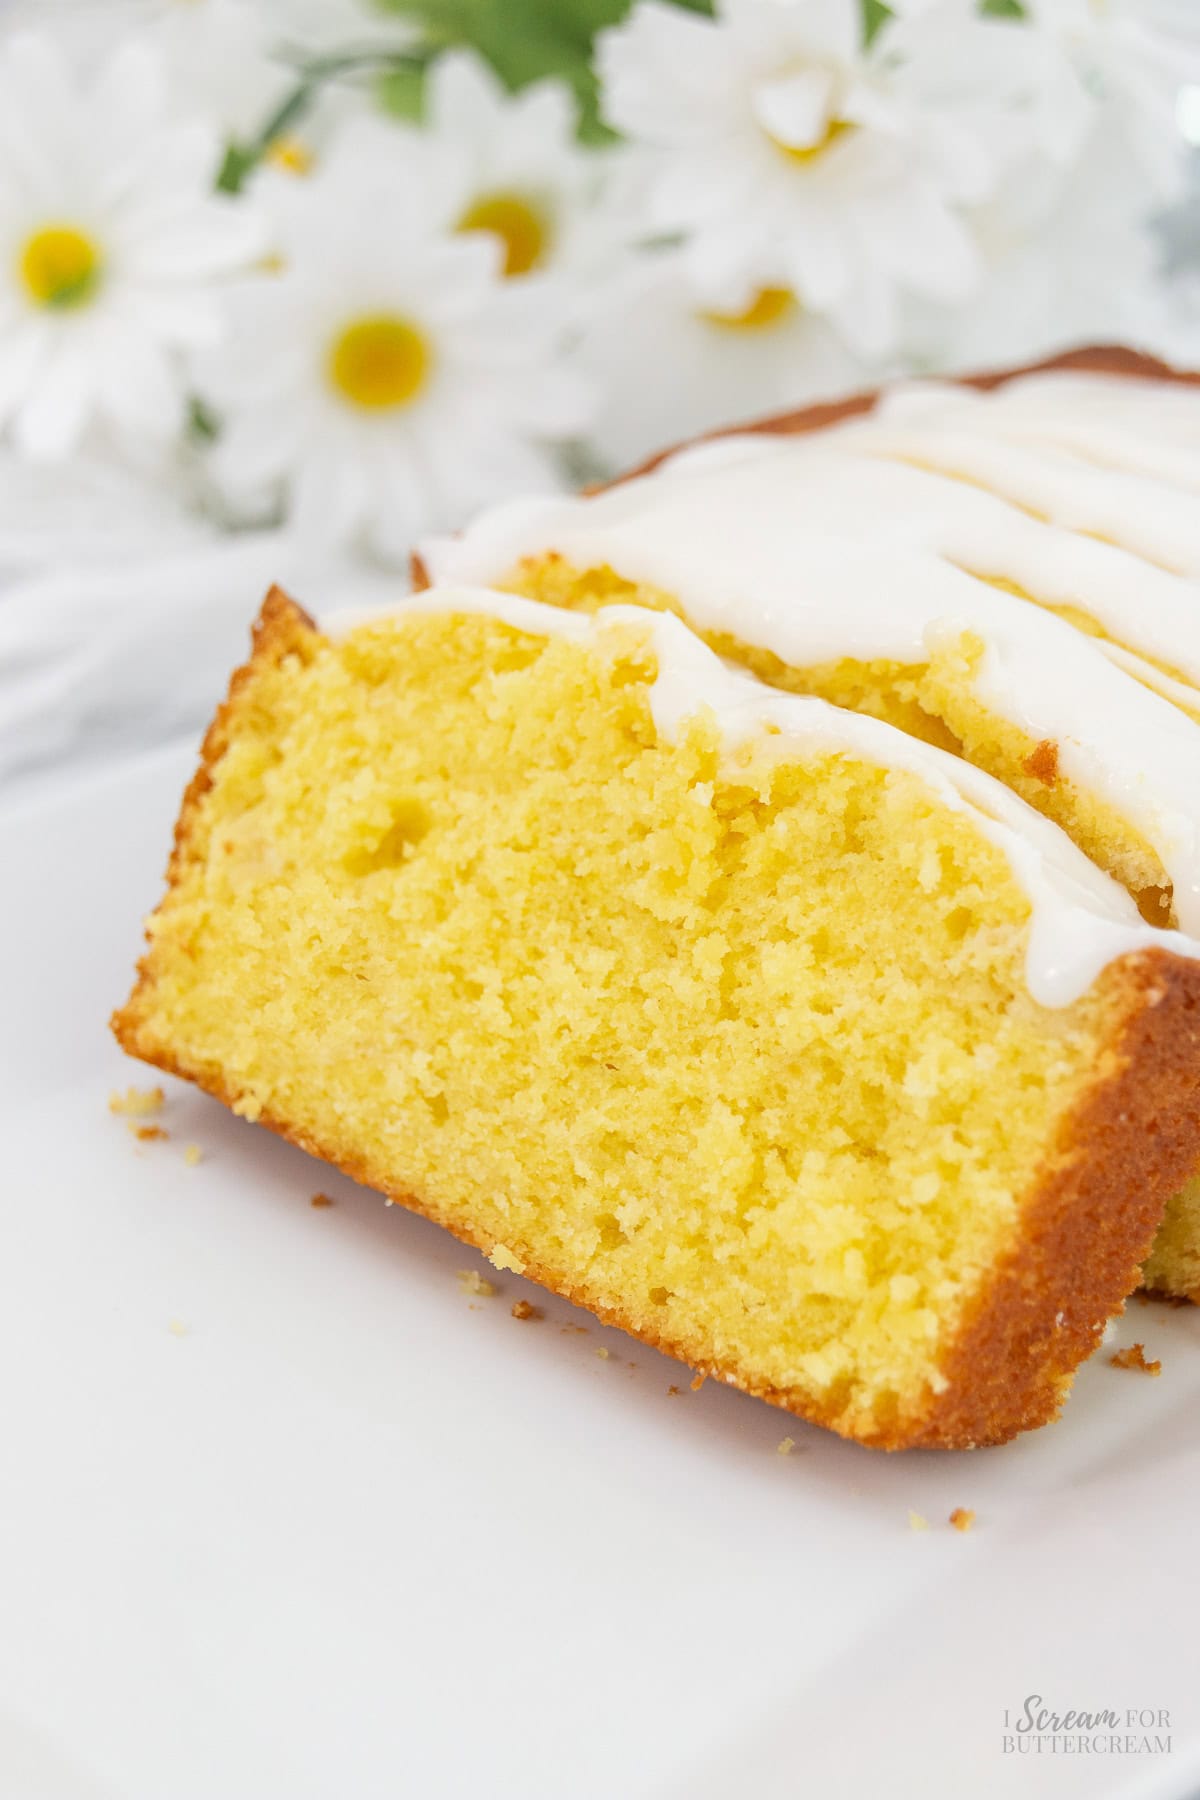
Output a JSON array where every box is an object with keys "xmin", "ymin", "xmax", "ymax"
[{"xmin": 0, "ymin": 0, "xmax": 1197, "ymax": 565}]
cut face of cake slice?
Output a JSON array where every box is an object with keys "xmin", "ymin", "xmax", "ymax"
[
  {"xmin": 419, "ymin": 348, "xmax": 1200, "ymax": 1304},
  {"xmin": 113, "ymin": 586, "xmax": 1200, "ymax": 1448}
]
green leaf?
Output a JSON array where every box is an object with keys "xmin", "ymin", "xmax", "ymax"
[
  {"xmin": 186, "ymin": 394, "xmax": 221, "ymax": 444},
  {"xmin": 980, "ymin": 0, "xmax": 1027, "ymax": 16},
  {"xmin": 215, "ymin": 141, "xmax": 257, "ymax": 195},
  {"xmin": 861, "ymin": 0, "xmax": 893, "ymax": 46},
  {"xmin": 376, "ymin": 60, "xmax": 427, "ymax": 120},
  {"xmin": 378, "ymin": 0, "xmax": 711, "ymax": 140}
]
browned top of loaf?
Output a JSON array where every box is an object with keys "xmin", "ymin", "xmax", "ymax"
[{"xmin": 616, "ymin": 343, "xmax": 1200, "ymax": 482}]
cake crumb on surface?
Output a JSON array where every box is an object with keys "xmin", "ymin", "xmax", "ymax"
[
  {"xmin": 667, "ymin": 1384, "xmax": 681, "ymax": 1396},
  {"xmin": 458, "ymin": 1269, "xmax": 496, "ymax": 1297},
  {"xmin": 510, "ymin": 1299, "xmax": 541, "ymax": 1320},
  {"xmin": 908, "ymin": 1511, "xmax": 929, "ymax": 1532},
  {"xmin": 1110, "ymin": 1342, "xmax": 1161, "ymax": 1375},
  {"xmin": 109, "ymin": 1085, "xmax": 164, "ymax": 1117},
  {"xmin": 949, "ymin": 1507, "xmax": 976, "ymax": 1532},
  {"xmin": 310, "ymin": 1192, "xmax": 335, "ymax": 1208},
  {"xmin": 596, "ymin": 1345, "xmax": 610, "ymax": 1360},
  {"xmin": 777, "ymin": 1437, "xmax": 796, "ymax": 1455},
  {"xmin": 129, "ymin": 1123, "xmax": 168, "ymax": 1143},
  {"xmin": 183, "ymin": 1144, "xmax": 203, "ymax": 1166},
  {"xmin": 489, "ymin": 1243, "xmax": 526, "ymax": 1274},
  {"xmin": 167, "ymin": 1319, "xmax": 188, "ymax": 1338},
  {"xmin": 690, "ymin": 1373, "xmax": 705, "ymax": 1392}
]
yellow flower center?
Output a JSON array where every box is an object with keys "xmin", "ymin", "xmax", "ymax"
[
  {"xmin": 19, "ymin": 224, "xmax": 102, "ymax": 309},
  {"xmin": 328, "ymin": 315, "xmax": 431, "ymax": 411},
  {"xmin": 774, "ymin": 118, "xmax": 855, "ymax": 166},
  {"xmin": 701, "ymin": 287, "xmax": 797, "ymax": 332},
  {"xmin": 456, "ymin": 191, "xmax": 549, "ymax": 278},
  {"xmin": 266, "ymin": 135, "xmax": 314, "ymax": 176}
]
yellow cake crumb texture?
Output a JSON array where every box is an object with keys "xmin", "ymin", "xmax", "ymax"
[
  {"xmin": 500, "ymin": 555, "xmax": 1176, "ymax": 919},
  {"xmin": 109, "ymin": 1084, "xmax": 164, "ymax": 1117},
  {"xmin": 116, "ymin": 609, "xmax": 1159, "ymax": 1444},
  {"xmin": 497, "ymin": 552, "xmax": 1199, "ymax": 1302}
]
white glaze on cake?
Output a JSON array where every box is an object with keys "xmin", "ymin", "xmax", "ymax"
[
  {"xmin": 421, "ymin": 369, "xmax": 1200, "ymax": 932},
  {"xmin": 873, "ymin": 372, "xmax": 1200, "ymax": 498},
  {"xmin": 326, "ymin": 586, "xmax": 1200, "ymax": 1010}
]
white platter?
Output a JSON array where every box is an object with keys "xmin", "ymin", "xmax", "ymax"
[{"xmin": 2, "ymin": 740, "xmax": 1198, "ymax": 1800}]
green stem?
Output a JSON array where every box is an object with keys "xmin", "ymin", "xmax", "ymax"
[{"xmin": 216, "ymin": 47, "xmax": 434, "ymax": 195}]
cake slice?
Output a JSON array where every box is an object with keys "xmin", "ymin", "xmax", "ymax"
[
  {"xmin": 420, "ymin": 347, "xmax": 1200, "ymax": 1304},
  {"xmin": 113, "ymin": 586, "xmax": 1200, "ymax": 1448}
]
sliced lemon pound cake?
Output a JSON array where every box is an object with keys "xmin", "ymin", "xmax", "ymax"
[
  {"xmin": 420, "ymin": 347, "xmax": 1200, "ymax": 1303},
  {"xmin": 114, "ymin": 586, "xmax": 1200, "ymax": 1449}
]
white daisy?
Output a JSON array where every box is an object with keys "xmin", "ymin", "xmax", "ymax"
[
  {"xmin": 7, "ymin": 1, "xmax": 416, "ymax": 165},
  {"xmin": 413, "ymin": 50, "xmax": 609, "ymax": 287},
  {"xmin": 202, "ymin": 120, "xmax": 591, "ymax": 563},
  {"xmin": 8, "ymin": 0, "xmax": 417, "ymax": 63},
  {"xmin": 0, "ymin": 32, "xmax": 261, "ymax": 461},
  {"xmin": 235, "ymin": 0, "xmax": 423, "ymax": 172},
  {"xmin": 895, "ymin": 1, "xmax": 1195, "ymax": 374},
  {"xmin": 596, "ymin": 0, "xmax": 1034, "ymax": 356},
  {"xmin": 576, "ymin": 250, "xmax": 865, "ymax": 472},
  {"xmin": 902, "ymin": 123, "xmax": 1165, "ymax": 373},
  {"xmin": 1022, "ymin": 0, "xmax": 1200, "ymax": 200},
  {"xmin": 3, "ymin": 2, "xmax": 286, "ymax": 140},
  {"xmin": 143, "ymin": 1, "xmax": 291, "ymax": 146}
]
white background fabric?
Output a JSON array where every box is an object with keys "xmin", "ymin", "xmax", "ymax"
[{"xmin": 0, "ymin": 452, "xmax": 401, "ymax": 803}]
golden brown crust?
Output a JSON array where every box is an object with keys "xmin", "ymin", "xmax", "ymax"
[
  {"xmin": 612, "ymin": 344, "xmax": 1200, "ymax": 484},
  {"xmin": 113, "ymin": 585, "xmax": 1200, "ymax": 1449},
  {"xmin": 169, "ymin": 584, "xmax": 316, "ymax": 886},
  {"xmin": 900, "ymin": 948, "xmax": 1200, "ymax": 1447},
  {"xmin": 113, "ymin": 586, "xmax": 316, "ymax": 1043}
]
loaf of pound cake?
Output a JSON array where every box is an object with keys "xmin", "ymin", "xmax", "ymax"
[
  {"xmin": 421, "ymin": 346, "xmax": 1200, "ymax": 1306},
  {"xmin": 114, "ymin": 575, "xmax": 1200, "ymax": 1448}
]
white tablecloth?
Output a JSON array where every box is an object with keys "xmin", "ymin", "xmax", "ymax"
[{"xmin": 0, "ymin": 452, "xmax": 402, "ymax": 804}]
